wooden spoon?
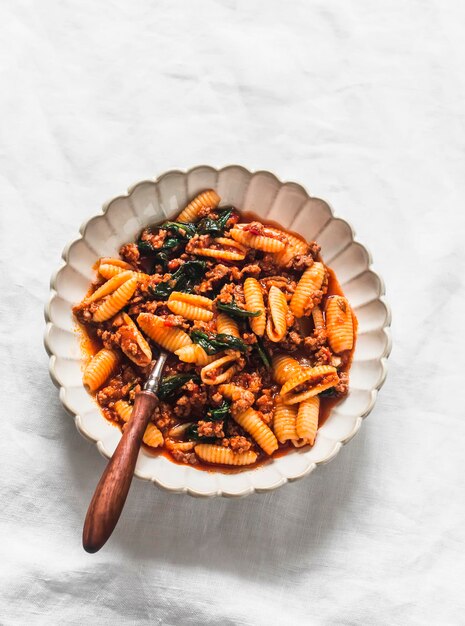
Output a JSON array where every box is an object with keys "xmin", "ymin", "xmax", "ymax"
[{"xmin": 82, "ymin": 351, "xmax": 167, "ymax": 553}]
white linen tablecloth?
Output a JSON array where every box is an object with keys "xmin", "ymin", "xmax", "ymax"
[{"xmin": 1, "ymin": 1, "xmax": 464, "ymax": 624}]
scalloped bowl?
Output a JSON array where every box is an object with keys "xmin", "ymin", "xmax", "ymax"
[{"xmin": 44, "ymin": 166, "xmax": 391, "ymax": 498}]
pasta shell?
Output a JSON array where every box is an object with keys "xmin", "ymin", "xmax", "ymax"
[
  {"xmin": 266, "ymin": 286, "xmax": 289, "ymax": 342},
  {"xmin": 165, "ymin": 439, "xmax": 196, "ymax": 452},
  {"xmin": 99, "ymin": 257, "xmax": 134, "ymax": 270},
  {"xmin": 243, "ymin": 277, "xmax": 266, "ymax": 336},
  {"xmin": 93, "ymin": 276, "xmax": 138, "ymax": 322},
  {"xmin": 290, "ymin": 262, "xmax": 326, "ymax": 318},
  {"xmin": 177, "ymin": 189, "xmax": 221, "ymax": 223},
  {"xmin": 114, "ymin": 399, "xmax": 133, "ymax": 422},
  {"xmin": 230, "ymin": 226, "xmax": 286, "ymax": 253},
  {"xmin": 201, "ymin": 353, "xmax": 239, "ymax": 385},
  {"xmin": 271, "ymin": 354, "xmax": 301, "ymax": 385},
  {"xmin": 191, "ymin": 237, "xmax": 247, "ymax": 261},
  {"xmin": 296, "ymin": 396, "xmax": 319, "ymax": 445},
  {"xmin": 118, "ymin": 313, "xmax": 152, "ymax": 367},
  {"xmin": 98, "ymin": 264, "xmax": 129, "ymax": 279},
  {"xmin": 142, "ymin": 423, "xmax": 164, "ymax": 448},
  {"xmin": 169, "ymin": 292, "xmax": 213, "ymax": 310},
  {"xmin": 85, "ymin": 270, "xmax": 134, "ymax": 304},
  {"xmin": 175, "ymin": 344, "xmax": 217, "ymax": 365},
  {"xmin": 83, "ymin": 348, "xmax": 119, "ymax": 391},
  {"xmin": 114, "ymin": 400, "xmax": 163, "ymax": 447},
  {"xmin": 233, "ymin": 408, "xmax": 278, "ymax": 455},
  {"xmin": 195, "ymin": 444, "xmax": 258, "ymax": 466},
  {"xmin": 274, "ymin": 233, "xmax": 308, "ymax": 266},
  {"xmin": 280, "ymin": 365, "xmax": 338, "ymax": 404},
  {"xmin": 216, "ymin": 312, "xmax": 240, "ymax": 338},
  {"xmin": 137, "ymin": 313, "xmax": 192, "ymax": 353},
  {"xmin": 325, "ymin": 295, "xmax": 354, "ymax": 353},
  {"xmin": 273, "ymin": 398, "xmax": 298, "ymax": 444},
  {"xmin": 167, "ymin": 291, "xmax": 213, "ymax": 322},
  {"xmin": 312, "ymin": 305, "xmax": 325, "ymax": 331}
]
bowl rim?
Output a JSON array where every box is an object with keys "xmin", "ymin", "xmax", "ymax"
[{"xmin": 44, "ymin": 164, "xmax": 392, "ymax": 498}]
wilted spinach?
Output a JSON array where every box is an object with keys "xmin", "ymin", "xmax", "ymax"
[
  {"xmin": 149, "ymin": 260, "xmax": 206, "ymax": 300},
  {"xmin": 217, "ymin": 299, "xmax": 261, "ymax": 319},
  {"xmin": 196, "ymin": 208, "xmax": 234, "ymax": 236},
  {"xmin": 158, "ymin": 373, "xmax": 199, "ymax": 400},
  {"xmin": 207, "ymin": 400, "xmax": 231, "ymax": 421},
  {"xmin": 191, "ymin": 330, "xmax": 248, "ymax": 355}
]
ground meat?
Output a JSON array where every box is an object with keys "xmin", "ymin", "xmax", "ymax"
[
  {"xmin": 260, "ymin": 411, "xmax": 273, "ymax": 425},
  {"xmin": 302, "ymin": 290, "xmax": 325, "ymax": 316},
  {"xmin": 243, "ymin": 222, "xmax": 286, "ymax": 242},
  {"xmin": 242, "ymin": 332, "xmax": 257, "ymax": 346},
  {"xmin": 119, "ymin": 242, "xmax": 140, "ymax": 265},
  {"xmin": 243, "ymin": 221, "xmax": 265, "ymax": 236},
  {"xmin": 197, "ymin": 205, "xmax": 216, "ymax": 219},
  {"xmin": 171, "ymin": 449, "xmax": 198, "ymax": 465},
  {"xmin": 162, "ymin": 314, "xmax": 190, "ymax": 329},
  {"xmin": 217, "ymin": 282, "xmax": 245, "ymax": 305},
  {"xmin": 260, "ymin": 275, "xmax": 297, "ymax": 295},
  {"xmin": 230, "ymin": 264, "xmax": 261, "ymax": 280},
  {"xmin": 198, "ymin": 420, "xmax": 224, "ymax": 438},
  {"xmin": 155, "ymin": 402, "xmax": 177, "ymax": 431},
  {"xmin": 223, "ymin": 436, "xmax": 252, "ymax": 454},
  {"xmin": 173, "ymin": 381, "xmax": 208, "ymax": 418},
  {"xmin": 278, "ymin": 330, "xmax": 303, "ymax": 352},
  {"xmin": 191, "ymin": 319, "xmax": 218, "ymax": 333},
  {"xmin": 196, "ymin": 263, "xmax": 231, "ymax": 294},
  {"xmin": 209, "ymin": 391, "xmax": 224, "ymax": 405},
  {"xmin": 233, "ymin": 371, "xmax": 262, "ymax": 394},
  {"xmin": 167, "ymin": 258, "xmax": 183, "ymax": 272},
  {"xmin": 308, "ymin": 241, "xmax": 321, "ymax": 259},
  {"xmin": 140, "ymin": 228, "xmax": 167, "ymax": 250},
  {"xmin": 185, "ymin": 234, "xmax": 212, "ymax": 254},
  {"xmin": 228, "ymin": 388, "xmax": 255, "ymax": 416},
  {"xmin": 72, "ymin": 301, "xmax": 98, "ymax": 324},
  {"xmin": 255, "ymin": 390, "xmax": 274, "ymax": 414},
  {"xmin": 303, "ymin": 327, "xmax": 327, "ymax": 352},
  {"xmin": 97, "ymin": 376, "xmax": 124, "ymax": 406},
  {"xmin": 258, "ymin": 254, "xmax": 280, "ymax": 275},
  {"xmin": 96, "ymin": 328, "xmax": 119, "ymax": 350},
  {"xmin": 334, "ymin": 370, "xmax": 349, "ymax": 396},
  {"xmin": 128, "ymin": 300, "xmax": 170, "ymax": 316},
  {"xmin": 286, "ymin": 254, "xmax": 314, "ymax": 272}
]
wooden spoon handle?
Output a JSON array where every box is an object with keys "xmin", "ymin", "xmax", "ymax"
[{"xmin": 82, "ymin": 390, "xmax": 158, "ymax": 553}]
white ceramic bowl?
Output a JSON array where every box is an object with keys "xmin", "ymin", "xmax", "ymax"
[{"xmin": 44, "ymin": 165, "xmax": 391, "ymax": 497}]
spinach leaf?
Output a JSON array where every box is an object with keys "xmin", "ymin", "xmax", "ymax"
[
  {"xmin": 255, "ymin": 336, "xmax": 271, "ymax": 369},
  {"xmin": 161, "ymin": 221, "xmax": 197, "ymax": 239},
  {"xmin": 158, "ymin": 373, "xmax": 199, "ymax": 400},
  {"xmin": 191, "ymin": 330, "xmax": 248, "ymax": 355},
  {"xmin": 152, "ymin": 250, "xmax": 170, "ymax": 269},
  {"xmin": 208, "ymin": 400, "xmax": 231, "ymax": 421},
  {"xmin": 137, "ymin": 235, "xmax": 180, "ymax": 256},
  {"xmin": 137, "ymin": 240, "xmax": 156, "ymax": 255},
  {"xmin": 174, "ymin": 260, "xmax": 207, "ymax": 293},
  {"xmin": 217, "ymin": 299, "xmax": 261, "ymax": 319},
  {"xmin": 149, "ymin": 260, "xmax": 207, "ymax": 300},
  {"xmin": 196, "ymin": 208, "xmax": 233, "ymax": 236}
]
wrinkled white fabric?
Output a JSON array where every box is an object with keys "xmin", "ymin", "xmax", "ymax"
[{"xmin": 1, "ymin": 1, "xmax": 464, "ymax": 624}]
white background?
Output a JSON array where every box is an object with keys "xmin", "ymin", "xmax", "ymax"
[{"xmin": 1, "ymin": 1, "xmax": 464, "ymax": 624}]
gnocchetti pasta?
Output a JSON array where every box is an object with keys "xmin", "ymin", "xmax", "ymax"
[{"xmin": 73, "ymin": 189, "xmax": 356, "ymax": 470}]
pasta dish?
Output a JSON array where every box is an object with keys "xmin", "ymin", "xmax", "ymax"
[{"xmin": 73, "ymin": 190, "xmax": 356, "ymax": 469}]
